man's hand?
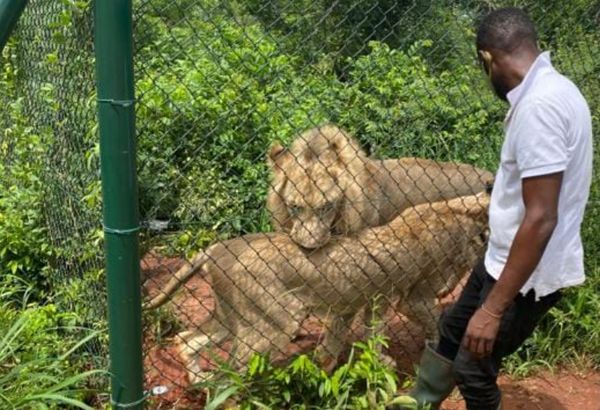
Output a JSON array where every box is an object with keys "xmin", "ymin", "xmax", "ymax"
[
  {"xmin": 464, "ymin": 172, "xmax": 563, "ymax": 358},
  {"xmin": 463, "ymin": 307, "xmax": 502, "ymax": 358}
]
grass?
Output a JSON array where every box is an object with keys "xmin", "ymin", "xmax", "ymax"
[
  {"xmin": 0, "ymin": 277, "xmax": 107, "ymax": 409},
  {"xmin": 504, "ymin": 263, "xmax": 600, "ymax": 377}
]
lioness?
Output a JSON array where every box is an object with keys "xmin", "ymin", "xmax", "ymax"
[{"xmin": 146, "ymin": 192, "xmax": 490, "ymax": 384}]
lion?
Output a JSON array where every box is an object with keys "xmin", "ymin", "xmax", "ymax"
[
  {"xmin": 267, "ymin": 124, "xmax": 494, "ymax": 249},
  {"xmin": 145, "ymin": 192, "xmax": 490, "ymax": 384}
]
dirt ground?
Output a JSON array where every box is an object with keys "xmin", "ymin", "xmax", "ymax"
[
  {"xmin": 442, "ymin": 371, "xmax": 600, "ymax": 410},
  {"xmin": 141, "ymin": 251, "xmax": 600, "ymax": 410}
]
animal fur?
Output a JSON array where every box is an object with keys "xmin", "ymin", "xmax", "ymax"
[
  {"xmin": 145, "ymin": 192, "xmax": 490, "ymax": 384},
  {"xmin": 267, "ymin": 124, "xmax": 494, "ymax": 249}
]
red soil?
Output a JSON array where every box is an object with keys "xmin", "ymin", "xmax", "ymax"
[{"xmin": 140, "ymin": 251, "xmax": 600, "ymax": 410}]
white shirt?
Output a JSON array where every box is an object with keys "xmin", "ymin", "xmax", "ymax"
[{"xmin": 484, "ymin": 51, "xmax": 593, "ymax": 299}]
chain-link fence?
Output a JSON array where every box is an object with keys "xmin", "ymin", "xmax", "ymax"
[
  {"xmin": 0, "ymin": 0, "xmax": 105, "ymax": 362},
  {"xmin": 1, "ymin": 0, "xmax": 599, "ymax": 408}
]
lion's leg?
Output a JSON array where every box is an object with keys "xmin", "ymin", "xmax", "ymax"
[
  {"xmin": 316, "ymin": 312, "xmax": 355, "ymax": 372},
  {"xmin": 232, "ymin": 322, "xmax": 296, "ymax": 371},
  {"xmin": 177, "ymin": 318, "xmax": 230, "ymax": 385},
  {"xmin": 177, "ymin": 292, "xmax": 241, "ymax": 385},
  {"xmin": 229, "ymin": 316, "xmax": 284, "ymax": 370},
  {"xmin": 227, "ymin": 305, "xmax": 281, "ymax": 369},
  {"xmin": 230, "ymin": 300, "xmax": 305, "ymax": 370},
  {"xmin": 399, "ymin": 284, "xmax": 440, "ymax": 341}
]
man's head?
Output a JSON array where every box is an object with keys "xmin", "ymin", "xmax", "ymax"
[{"xmin": 476, "ymin": 7, "xmax": 540, "ymax": 101}]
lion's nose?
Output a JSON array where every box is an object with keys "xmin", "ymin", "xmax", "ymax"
[{"xmin": 291, "ymin": 224, "xmax": 330, "ymax": 249}]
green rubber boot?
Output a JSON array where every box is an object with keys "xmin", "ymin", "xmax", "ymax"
[{"xmin": 390, "ymin": 341, "xmax": 455, "ymax": 410}]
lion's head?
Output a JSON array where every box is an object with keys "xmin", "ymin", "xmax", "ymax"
[{"xmin": 266, "ymin": 125, "xmax": 371, "ymax": 249}]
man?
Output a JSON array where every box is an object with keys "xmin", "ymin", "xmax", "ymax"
[{"xmin": 397, "ymin": 7, "xmax": 593, "ymax": 410}]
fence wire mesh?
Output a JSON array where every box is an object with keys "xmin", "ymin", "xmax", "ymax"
[
  {"xmin": 0, "ymin": 0, "xmax": 105, "ymax": 364},
  {"xmin": 0, "ymin": 0, "xmax": 599, "ymax": 408},
  {"xmin": 134, "ymin": 1, "xmax": 600, "ymax": 406}
]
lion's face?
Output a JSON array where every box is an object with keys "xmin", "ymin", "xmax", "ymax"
[
  {"xmin": 280, "ymin": 163, "xmax": 344, "ymax": 249},
  {"xmin": 267, "ymin": 125, "xmax": 367, "ymax": 249}
]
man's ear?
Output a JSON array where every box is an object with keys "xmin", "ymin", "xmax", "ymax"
[
  {"xmin": 478, "ymin": 50, "xmax": 493, "ymax": 78},
  {"xmin": 479, "ymin": 50, "xmax": 492, "ymax": 63}
]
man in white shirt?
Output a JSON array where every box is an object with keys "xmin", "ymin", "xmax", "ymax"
[{"xmin": 398, "ymin": 7, "xmax": 593, "ymax": 410}]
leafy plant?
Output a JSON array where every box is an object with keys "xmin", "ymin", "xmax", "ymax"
[
  {"xmin": 0, "ymin": 99, "xmax": 54, "ymax": 299},
  {"xmin": 0, "ymin": 279, "xmax": 106, "ymax": 409},
  {"xmin": 202, "ymin": 337, "xmax": 418, "ymax": 410},
  {"xmin": 201, "ymin": 302, "xmax": 421, "ymax": 410}
]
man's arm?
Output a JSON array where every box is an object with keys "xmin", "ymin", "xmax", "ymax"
[{"xmin": 463, "ymin": 171, "xmax": 563, "ymax": 357}]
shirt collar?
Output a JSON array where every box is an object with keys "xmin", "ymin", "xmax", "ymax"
[{"xmin": 506, "ymin": 51, "xmax": 553, "ymax": 108}]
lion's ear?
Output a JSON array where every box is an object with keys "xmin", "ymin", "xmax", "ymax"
[
  {"xmin": 267, "ymin": 143, "xmax": 289, "ymax": 168},
  {"xmin": 329, "ymin": 128, "xmax": 365, "ymax": 166}
]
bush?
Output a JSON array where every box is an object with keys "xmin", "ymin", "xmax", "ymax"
[
  {"xmin": 135, "ymin": 9, "xmax": 505, "ymax": 254},
  {"xmin": 201, "ymin": 333, "xmax": 420, "ymax": 410},
  {"xmin": 0, "ymin": 99, "xmax": 53, "ymax": 300}
]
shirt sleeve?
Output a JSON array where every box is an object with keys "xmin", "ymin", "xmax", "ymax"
[{"xmin": 513, "ymin": 100, "xmax": 569, "ymax": 179}]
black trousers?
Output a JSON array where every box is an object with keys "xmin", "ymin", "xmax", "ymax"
[{"xmin": 436, "ymin": 259, "xmax": 562, "ymax": 410}]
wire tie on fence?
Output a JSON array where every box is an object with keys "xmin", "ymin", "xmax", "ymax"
[
  {"xmin": 109, "ymin": 386, "xmax": 167, "ymax": 408},
  {"xmin": 110, "ymin": 391, "xmax": 150, "ymax": 408},
  {"xmin": 97, "ymin": 98, "xmax": 135, "ymax": 107},
  {"xmin": 103, "ymin": 225, "xmax": 140, "ymax": 235}
]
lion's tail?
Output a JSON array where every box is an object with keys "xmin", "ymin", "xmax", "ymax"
[{"xmin": 143, "ymin": 250, "xmax": 210, "ymax": 310}]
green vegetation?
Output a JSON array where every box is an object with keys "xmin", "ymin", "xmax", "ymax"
[
  {"xmin": 0, "ymin": 278, "xmax": 104, "ymax": 409},
  {"xmin": 200, "ymin": 325, "xmax": 423, "ymax": 409},
  {"xmin": 0, "ymin": 0, "xmax": 598, "ymax": 407}
]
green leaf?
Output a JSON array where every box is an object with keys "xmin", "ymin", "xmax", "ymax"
[
  {"xmin": 383, "ymin": 373, "xmax": 397, "ymax": 393},
  {"xmin": 204, "ymin": 386, "xmax": 240, "ymax": 410},
  {"xmin": 21, "ymin": 393, "xmax": 95, "ymax": 410},
  {"xmin": 388, "ymin": 395, "xmax": 418, "ymax": 407}
]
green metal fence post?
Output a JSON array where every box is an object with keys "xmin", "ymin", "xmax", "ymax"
[
  {"xmin": 0, "ymin": 0, "xmax": 28, "ymax": 53},
  {"xmin": 94, "ymin": 1, "xmax": 144, "ymax": 409}
]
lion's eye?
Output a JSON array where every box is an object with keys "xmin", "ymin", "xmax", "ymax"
[
  {"xmin": 317, "ymin": 203, "xmax": 336, "ymax": 215},
  {"xmin": 288, "ymin": 205, "xmax": 302, "ymax": 216}
]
